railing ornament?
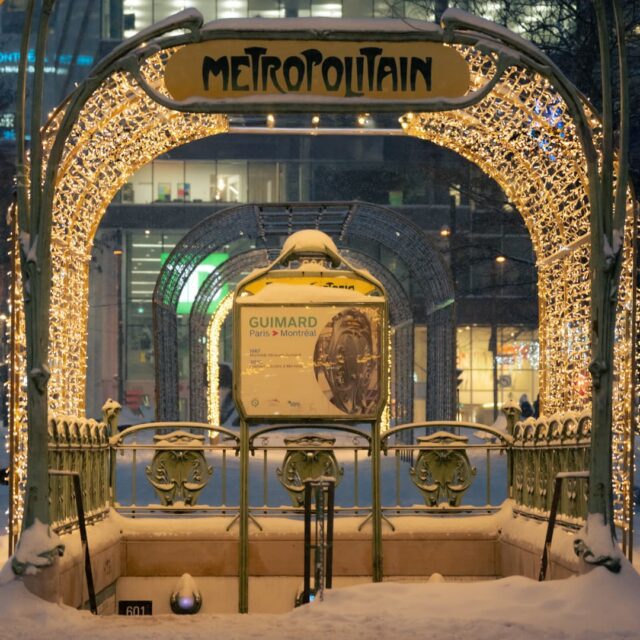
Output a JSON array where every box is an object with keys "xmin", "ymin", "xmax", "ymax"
[
  {"xmin": 277, "ymin": 435, "xmax": 344, "ymax": 507},
  {"xmin": 410, "ymin": 431, "xmax": 476, "ymax": 506},
  {"xmin": 145, "ymin": 431, "xmax": 213, "ymax": 506}
]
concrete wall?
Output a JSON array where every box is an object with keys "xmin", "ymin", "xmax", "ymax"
[{"xmin": 28, "ymin": 512, "xmax": 583, "ymax": 613}]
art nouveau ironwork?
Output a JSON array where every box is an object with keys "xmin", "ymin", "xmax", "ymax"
[
  {"xmin": 145, "ymin": 431, "xmax": 213, "ymax": 506},
  {"xmin": 156, "ymin": 202, "xmax": 454, "ymax": 426},
  {"xmin": 9, "ymin": 8, "xmax": 636, "ymax": 572},
  {"xmin": 410, "ymin": 432, "xmax": 477, "ymax": 506},
  {"xmin": 276, "ymin": 435, "xmax": 344, "ymax": 507}
]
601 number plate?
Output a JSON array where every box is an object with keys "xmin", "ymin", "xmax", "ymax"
[{"xmin": 118, "ymin": 600, "xmax": 153, "ymax": 615}]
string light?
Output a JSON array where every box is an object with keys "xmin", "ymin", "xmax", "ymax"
[
  {"xmin": 207, "ymin": 293, "xmax": 234, "ymax": 427},
  {"xmin": 9, "ymin": 50, "xmax": 228, "ymax": 541},
  {"xmin": 6, "ymin": 39, "xmax": 636, "ymax": 545},
  {"xmin": 404, "ymin": 43, "xmax": 636, "ymax": 534}
]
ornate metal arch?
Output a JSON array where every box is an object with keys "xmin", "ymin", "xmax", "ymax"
[
  {"xmin": 10, "ymin": 7, "xmax": 636, "ymax": 542},
  {"xmin": 189, "ymin": 249, "xmax": 270, "ymax": 422},
  {"xmin": 158, "ymin": 202, "xmax": 452, "ymax": 423}
]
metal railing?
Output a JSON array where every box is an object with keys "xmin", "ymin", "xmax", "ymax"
[
  {"xmin": 110, "ymin": 422, "xmax": 240, "ymax": 516},
  {"xmin": 48, "ymin": 470, "xmax": 98, "ymax": 614},
  {"xmin": 48, "ymin": 407, "xmax": 115, "ymax": 532},
  {"xmin": 108, "ymin": 420, "xmax": 515, "ymax": 519},
  {"xmin": 47, "ymin": 406, "xmax": 592, "ymax": 530},
  {"xmin": 509, "ymin": 411, "xmax": 591, "ymax": 527}
]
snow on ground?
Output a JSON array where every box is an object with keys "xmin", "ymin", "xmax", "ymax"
[{"xmin": 0, "ymin": 562, "xmax": 639, "ymax": 640}]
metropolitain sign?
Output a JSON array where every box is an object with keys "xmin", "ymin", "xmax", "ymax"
[{"xmin": 164, "ymin": 40, "xmax": 470, "ymax": 101}]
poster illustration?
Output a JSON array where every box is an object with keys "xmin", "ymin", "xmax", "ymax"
[{"xmin": 238, "ymin": 305, "xmax": 383, "ymax": 419}]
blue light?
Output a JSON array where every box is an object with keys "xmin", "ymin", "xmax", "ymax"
[
  {"xmin": 0, "ymin": 49, "xmax": 93, "ymax": 66},
  {"xmin": 528, "ymin": 98, "xmax": 566, "ymax": 162}
]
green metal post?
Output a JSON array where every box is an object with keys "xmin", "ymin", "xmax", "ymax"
[
  {"xmin": 239, "ymin": 418, "xmax": 249, "ymax": 612},
  {"xmin": 586, "ymin": 0, "xmax": 629, "ymax": 537},
  {"xmin": 371, "ymin": 420, "xmax": 382, "ymax": 582},
  {"xmin": 20, "ymin": 0, "xmax": 57, "ymax": 532},
  {"xmin": 612, "ymin": 0, "xmax": 632, "ymax": 556},
  {"xmin": 502, "ymin": 403, "xmax": 520, "ymax": 500}
]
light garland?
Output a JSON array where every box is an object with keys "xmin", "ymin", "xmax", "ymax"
[
  {"xmin": 7, "ymin": 35, "xmax": 637, "ymax": 545},
  {"xmin": 402, "ymin": 43, "xmax": 637, "ymax": 535},
  {"xmin": 10, "ymin": 51, "xmax": 229, "ymax": 541},
  {"xmin": 206, "ymin": 292, "xmax": 234, "ymax": 427}
]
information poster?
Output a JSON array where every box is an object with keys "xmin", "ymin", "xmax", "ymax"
[{"xmin": 238, "ymin": 304, "xmax": 383, "ymax": 419}]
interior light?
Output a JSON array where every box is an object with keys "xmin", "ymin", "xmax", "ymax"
[
  {"xmin": 266, "ymin": 113, "xmax": 275, "ymax": 127},
  {"xmin": 439, "ymin": 225, "xmax": 451, "ymax": 237},
  {"xmin": 495, "ymin": 255, "xmax": 507, "ymax": 263},
  {"xmin": 311, "ymin": 114, "xmax": 320, "ymax": 126}
]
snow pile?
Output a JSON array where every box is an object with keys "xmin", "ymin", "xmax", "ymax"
[
  {"xmin": 0, "ymin": 561, "xmax": 639, "ymax": 639},
  {"xmin": 11, "ymin": 520, "xmax": 64, "ymax": 576}
]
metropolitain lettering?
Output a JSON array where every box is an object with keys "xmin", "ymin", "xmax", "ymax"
[{"xmin": 202, "ymin": 46, "xmax": 432, "ymax": 97}]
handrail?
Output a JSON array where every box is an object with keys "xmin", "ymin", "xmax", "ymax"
[
  {"xmin": 110, "ymin": 422, "xmax": 241, "ymax": 446},
  {"xmin": 538, "ymin": 471, "xmax": 590, "ymax": 581},
  {"xmin": 48, "ymin": 470, "xmax": 97, "ymax": 614},
  {"xmin": 381, "ymin": 421, "xmax": 512, "ymax": 446}
]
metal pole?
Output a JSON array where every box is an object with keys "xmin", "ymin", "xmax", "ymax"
[
  {"xmin": 238, "ymin": 418, "xmax": 249, "ymax": 613},
  {"xmin": 587, "ymin": 0, "xmax": 629, "ymax": 540},
  {"xmin": 303, "ymin": 481, "xmax": 311, "ymax": 604},
  {"xmin": 315, "ymin": 484, "xmax": 324, "ymax": 600},
  {"xmin": 326, "ymin": 481, "xmax": 335, "ymax": 590},
  {"xmin": 612, "ymin": 0, "xmax": 633, "ymax": 559},
  {"xmin": 371, "ymin": 420, "xmax": 382, "ymax": 582},
  {"xmin": 21, "ymin": 0, "xmax": 57, "ymax": 532}
]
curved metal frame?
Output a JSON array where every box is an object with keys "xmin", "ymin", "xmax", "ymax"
[
  {"xmin": 155, "ymin": 202, "xmax": 453, "ymax": 424},
  {"xmin": 191, "ymin": 246, "xmax": 416, "ymax": 426},
  {"xmin": 9, "ymin": 6, "xmax": 635, "ymax": 563}
]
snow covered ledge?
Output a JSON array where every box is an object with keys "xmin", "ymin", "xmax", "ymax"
[{"xmin": 18, "ymin": 500, "xmax": 592, "ymax": 613}]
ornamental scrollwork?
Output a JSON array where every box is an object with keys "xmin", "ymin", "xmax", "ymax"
[
  {"xmin": 145, "ymin": 431, "xmax": 213, "ymax": 506},
  {"xmin": 410, "ymin": 431, "xmax": 476, "ymax": 507},
  {"xmin": 277, "ymin": 435, "xmax": 343, "ymax": 507}
]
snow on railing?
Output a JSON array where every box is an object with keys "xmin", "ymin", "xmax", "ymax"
[
  {"xmin": 47, "ymin": 400, "xmax": 121, "ymax": 532},
  {"xmin": 509, "ymin": 411, "xmax": 591, "ymax": 525}
]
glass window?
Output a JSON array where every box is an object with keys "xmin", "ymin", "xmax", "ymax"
[
  {"xmin": 413, "ymin": 324, "xmax": 427, "ymax": 420},
  {"xmin": 374, "ymin": 0, "xmax": 397, "ymax": 17},
  {"xmin": 282, "ymin": 0, "xmax": 311, "ymax": 17},
  {"xmin": 154, "ymin": 0, "xmax": 186, "ymax": 22},
  {"xmin": 342, "ymin": 0, "xmax": 371, "ymax": 18},
  {"xmin": 153, "ymin": 160, "xmax": 185, "ymax": 202},
  {"xmin": 190, "ymin": 0, "xmax": 216, "ymax": 21},
  {"xmin": 403, "ymin": 0, "xmax": 430, "ymax": 20},
  {"xmin": 217, "ymin": 0, "xmax": 248, "ymax": 18},
  {"xmin": 249, "ymin": 0, "xmax": 284, "ymax": 17},
  {"xmin": 185, "ymin": 160, "xmax": 217, "ymax": 202},
  {"xmin": 214, "ymin": 162, "xmax": 247, "ymax": 203},
  {"xmin": 248, "ymin": 162, "xmax": 279, "ymax": 202},
  {"xmin": 124, "ymin": 163, "xmax": 153, "ymax": 204},
  {"xmin": 280, "ymin": 161, "xmax": 301, "ymax": 201},
  {"xmin": 457, "ymin": 324, "xmax": 539, "ymax": 424},
  {"xmin": 311, "ymin": 0, "xmax": 341, "ymax": 17},
  {"xmin": 123, "ymin": 0, "xmax": 152, "ymax": 38}
]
